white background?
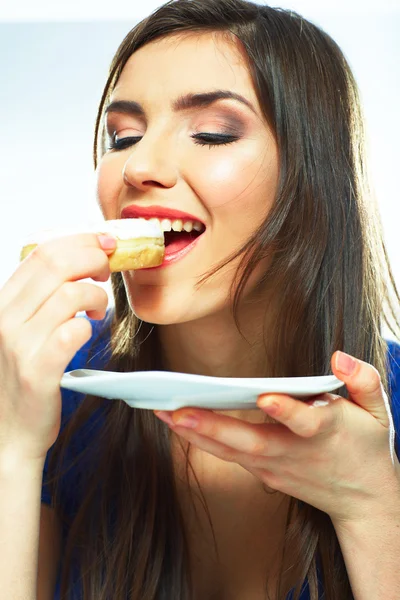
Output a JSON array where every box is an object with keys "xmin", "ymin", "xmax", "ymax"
[{"xmin": 1, "ymin": 0, "xmax": 399, "ymax": 336}]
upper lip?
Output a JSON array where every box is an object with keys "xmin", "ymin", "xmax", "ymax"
[{"xmin": 121, "ymin": 204, "xmax": 205, "ymax": 225}]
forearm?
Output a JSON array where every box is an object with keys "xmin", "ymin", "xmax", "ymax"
[
  {"xmin": 333, "ymin": 496, "xmax": 400, "ymax": 600},
  {"xmin": 0, "ymin": 452, "xmax": 44, "ymax": 600}
]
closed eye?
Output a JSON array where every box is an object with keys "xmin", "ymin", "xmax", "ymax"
[
  {"xmin": 191, "ymin": 133, "xmax": 240, "ymax": 148},
  {"xmin": 108, "ymin": 136, "xmax": 141, "ymax": 151},
  {"xmin": 107, "ymin": 132, "xmax": 240, "ymax": 151}
]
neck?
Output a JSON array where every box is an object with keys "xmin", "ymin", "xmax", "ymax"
[
  {"xmin": 159, "ymin": 299, "xmax": 269, "ymax": 379},
  {"xmin": 158, "ymin": 299, "xmax": 272, "ymax": 423}
]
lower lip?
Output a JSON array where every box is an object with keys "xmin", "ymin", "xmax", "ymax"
[{"xmin": 141, "ymin": 231, "xmax": 205, "ymax": 271}]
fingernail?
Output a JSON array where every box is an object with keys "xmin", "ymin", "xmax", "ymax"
[
  {"xmin": 154, "ymin": 411, "xmax": 174, "ymax": 426},
  {"xmin": 335, "ymin": 351, "xmax": 357, "ymax": 376},
  {"xmin": 173, "ymin": 414, "xmax": 199, "ymax": 429},
  {"xmin": 259, "ymin": 398, "xmax": 281, "ymax": 415},
  {"xmin": 97, "ymin": 234, "xmax": 116, "ymax": 251}
]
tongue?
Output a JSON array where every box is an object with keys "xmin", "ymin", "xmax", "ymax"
[{"xmin": 164, "ymin": 231, "xmax": 198, "ymax": 255}]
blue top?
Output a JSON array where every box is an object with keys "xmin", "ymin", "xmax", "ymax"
[{"xmin": 41, "ymin": 313, "xmax": 400, "ymax": 599}]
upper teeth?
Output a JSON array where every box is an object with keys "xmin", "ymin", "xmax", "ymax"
[{"xmin": 147, "ymin": 217, "xmax": 204, "ymax": 233}]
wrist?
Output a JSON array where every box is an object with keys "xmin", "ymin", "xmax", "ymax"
[
  {"xmin": 332, "ymin": 492, "xmax": 400, "ymax": 534},
  {"xmin": 0, "ymin": 447, "xmax": 46, "ymax": 479},
  {"xmin": 332, "ymin": 459, "xmax": 400, "ymax": 530}
]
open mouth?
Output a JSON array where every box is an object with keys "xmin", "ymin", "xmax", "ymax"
[
  {"xmin": 163, "ymin": 228, "xmax": 204, "ymax": 254},
  {"xmin": 121, "ymin": 212, "xmax": 207, "ymax": 267},
  {"xmin": 146, "ymin": 217, "xmax": 206, "ymax": 258}
]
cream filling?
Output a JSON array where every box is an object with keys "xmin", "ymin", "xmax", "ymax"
[
  {"xmin": 21, "ymin": 218, "xmax": 164, "ymax": 245},
  {"xmin": 21, "ymin": 216, "xmax": 205, "ymax": 247}
]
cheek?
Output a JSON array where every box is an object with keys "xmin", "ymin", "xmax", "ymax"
[
  {"xmin": 191, "ymin": 143, "xmax": 279, "ymax": 213},
  {"xmin": 193, "ymin": 154, "xmax": 250, "ymax": 210},
  {"xmin": 203, "ymin": 157, "xmax": 239, "ymax": 207},
  {"xmin": 95, "ymin": 160, "xmax": 121, "ymax": 218}
]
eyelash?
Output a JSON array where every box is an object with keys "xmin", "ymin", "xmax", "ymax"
[{"xmin": 108, "ymin": 132, "xmax": 240, "ymax": 151}]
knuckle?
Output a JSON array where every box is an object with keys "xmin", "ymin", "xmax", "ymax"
[
  {"xmin": 367, "ymin": 366, "xmax": 382, "ymax": 393},
  {"xmin": 74, "ymin": 318, "xmax": 93, "ymax": 345},
  {"xmin": 298, "ymin": 419, "xmax": 320, "ymax": 438},
  {"xmin": 207, "ymin": 421, "xmax": 219, "ymax": 439},
  {"xmin": 55, "ymin": 326, "xmax": 81, "ymax": 355},
  {"xmin": 0, "ymin": 316, "xmax": 10, "ymax": 343},
  {"xmin": 261, "ymin": 470, "xmax": 279, "ymax": 490},
  {"xmin": 278, "ymin": 405, "xmax": 289, "ymax": 421},
  {"xmin": 88, "ymin": 247, "xmax": 111, "ymax": 271},
  {"xmin": 355, "ymin": 363, "xmax": 382, "ymax": 397},
  {"xmin": 33, "ymin": 244, "xmax": 66, "ymax": 275},
  {"xmin": 77, "ymin": 317, "xmax": 93, "ymax": 340},
  {"xmin": 57, "ymin": 324, "xmax": 74, "ymax": 349},
  {"xmin": 220, "ymin": 448, "xmax": 237, "ymax": 463},
  {"xmin": 58, "ymin": 317, "xmax": 92, "ymax": 349},
  {"xmin": 79, "ymin": 283, "xmax": 108, "ymax": 311},
  {"xmin": 11, "ymin": 338, "xmax": 28, "ymax": 364},
  {"xmin": 0, "ymin": 330, "xmax": 23, "ymax": 366},
  {"xmin": 94, "ymin": 285, "xmax": 109, "ymax": 308},
  {"xmin": 247, "ymin": 454, "xmax": 265, "ymax": 469},
  {"xmin": 248, "ymin": 437, "xmax": 268, "ymax": 456},
  {"xmin": 18, "ymin": 364, "xmax": 38, "ymax": 395},
  {"xmin": 60, "ymin": 282, "xmax": 76, "ymax": 304},
  {"xmin": 59, "ymin": 282, "xmax": 107, "ymax": 312}
]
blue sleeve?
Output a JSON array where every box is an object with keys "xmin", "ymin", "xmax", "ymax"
[
  {"xmin": 41, "ymin": 311, "xmax": 113, "ymax": 505},
  {"xmin": 386, "ymin": 340, "xmax": 400, "ymax": 460}
]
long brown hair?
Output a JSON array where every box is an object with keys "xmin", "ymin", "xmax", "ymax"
[{"xmin": 49, "ymin": 1, "xmax": 400, "ymax": 598}]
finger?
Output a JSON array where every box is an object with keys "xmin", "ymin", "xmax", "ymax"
[
  {"xmin": 164, "ymin": 420, "xmax": 263, "ymax": 466},
  {"xmin": 256, "ymin": 393, "xmax": 343, "ymax": 438},
  {"xmin": 0, "ymin": 233, "xmax": 115, "ymax": 322},
  {"xmin": 19, "ymin": 282, "xmax": 109, "ymax": 359},
  {"xmin": 154, "ymin": 409, "xmax": 289, "ymax": 457},
  {"xmin": 33, "ymin": 316, "xmax": 94, "ymax": 383},
  {"xmin": 155, "ymin": 413, "xmax": 285, "ymax": 469},
  {"xmin": 332, "ymin": 350, "xmax": 390, "ymax": 427}
]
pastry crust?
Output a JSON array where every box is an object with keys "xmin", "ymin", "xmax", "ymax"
[
  {"xmin": 20, "ymin": 244, "xmax": 37, "ymax": 262},
  {"xmin": 107, "ymin": 238, "xmax": 164, "ymax": 271},
  {"xmin": 20, "ymin": 220, "xmax": 165, "ymax": 272}
]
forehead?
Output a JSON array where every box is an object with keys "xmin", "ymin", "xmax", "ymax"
[{"xmin": 112, "ymin": 31, "xmax": 257, "ymax": 104}]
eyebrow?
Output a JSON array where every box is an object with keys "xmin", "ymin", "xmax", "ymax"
[{"xmin": 104, "ymin": 90, "xmax": 257, "ymax": 117}]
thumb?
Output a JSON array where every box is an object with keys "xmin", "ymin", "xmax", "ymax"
[{"xmin": 332, "ymin": 350, "xmax": 391, "ymax": 428}]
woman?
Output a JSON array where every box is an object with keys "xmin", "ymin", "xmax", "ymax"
[{"xmin": 1, "ymin": 0, "xmax": 400, "ymax": 598}]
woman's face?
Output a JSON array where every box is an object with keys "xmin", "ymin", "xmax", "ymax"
[{"xmin": 96, "ymin": 31, "xmax": 279, "ymax": 325}]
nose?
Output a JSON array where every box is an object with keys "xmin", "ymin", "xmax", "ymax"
[{"xmin": 122, "ymin": 133, "xmax": 178, "ymax": 191}]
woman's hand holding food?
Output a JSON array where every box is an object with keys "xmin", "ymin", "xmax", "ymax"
[
  {"xmin": 155, "ymin": 352, "xmax": 400, "ymax": 524},
  {"xmin": 0, "ymin": 233, "xmax": 116, "ymax": 464}
]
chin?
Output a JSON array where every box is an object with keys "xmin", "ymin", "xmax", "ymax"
[
  {"xmin": 123, "ymin": 279, "xmax": 191, "ymax": 325},
  {"xmin": 122, "ymin": 275, "xmax": 230, "ymax": 326},
  {"xmin": 130, "ymin": 302, "xmax": 181, "ymax": 325}
]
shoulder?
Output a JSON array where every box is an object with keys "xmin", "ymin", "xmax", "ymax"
[
  {"xmin": 386, "ymin": 339, "xmax": 400, "ymax": 397},
  {"xmin": 385, "ymin": 339, "xmax": 400, "ymax": 459}
]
